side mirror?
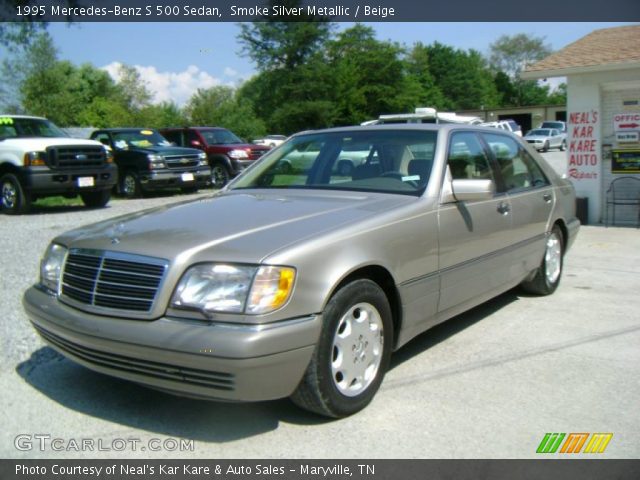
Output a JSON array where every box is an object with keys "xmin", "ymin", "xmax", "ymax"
[{"xmin": 451, "ymin": 179, "xmax": 495, "ymax": 202}]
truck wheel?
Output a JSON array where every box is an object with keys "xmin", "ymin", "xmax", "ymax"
[
  {"xmin": 1, "ymin": 173, "xmax": 31, "ymax": 215},
  {"xmin": 120, "ymin": 171, "xmax": 141, "ymax": 198},
  {"xmin": 81, "ymin": 190, "xmax": 111, "ymax": 209},
  {"xmin": 211, "ymin": 162, "xmax": 230, "ymax": 189},
  {"xmin": 291, "ymin": 279, "xmax": 393, "ymax": 418}
]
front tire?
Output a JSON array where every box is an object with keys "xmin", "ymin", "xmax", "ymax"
[
  {"xmin": 1, "ymin": 173, "xmax": 31, "ymax": 215},
  {"xmin": 81, "ymin": 189, "xmax": 111, "ymax": 209},
  {"xmin": 542, "ymin": 141, "xmax": 549, "ymax": 152},
  {"xmin": 521, "ymin": 224, "xmax": 564, "ymax": 295},
  {"xmin": 120, "ymin": 171, "xmax": 141, "ymax": 198},
  {"xmin": 559, "ymin": 140, "xmax": 566, "ymax": 151},
  {"xmin": 291, "ymin": 279, "xmax": 393, "ymax": 418}
]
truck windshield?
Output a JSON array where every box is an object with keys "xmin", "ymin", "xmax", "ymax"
[{"xmin": 0, "ymin": 117, "xmax": 68, "ymax": 139}]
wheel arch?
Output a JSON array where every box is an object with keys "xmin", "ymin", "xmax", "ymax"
[{"xmin": 325, "ymin": 265, "xmax": 403, "ymax": 349}]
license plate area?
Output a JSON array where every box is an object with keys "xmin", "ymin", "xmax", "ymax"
[
  {"xmin": 181, "ymin": 173, "xmax": 195, "ymax": 182},
  {"xmin": 77, "ymin": 176, "xmax": 95, "ymax": 187}
]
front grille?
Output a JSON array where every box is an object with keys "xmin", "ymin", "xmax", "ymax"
[
  {"xmin": 61, "ymin": 250, "xmax": 168, "ymax": 314},
  {"xmin": 34, "ymin": 324, "xmax": 235, "ymax": 391},
  {"xmin": 164, "ymin": 154, "xmax": 201, "ymax": 169},
  {"xmin": 249, "ymin": 149, "xmax": 268, "ymax": 160},
  {"xmin": 47, "ymin": 146, "xmax": 106, "ymax": 169}
]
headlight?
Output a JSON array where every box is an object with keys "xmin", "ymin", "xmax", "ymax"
[
  {"xmin": 24, "ymin": 151, "xmax": 47, "ymax": 167},
  {"xmin": 198, "ymin": 152, "xmax": 208, "ymax": 166},
  {"xmin": 40, "ymin": 243, "xmax": 67, "ymax": 293},
  {"xmin": 104, "ymin": 147, "xmax": 114, "ymax": 163},
  {"xmin": 228, "ymin": 149, "xmax": 249, "ymax": 159},
  {"xmin": 171, "ymin": 264, "xmax": 296, "ymax": 315},
  {"xmin": 148, "ymin": 154, "xmax": 166, "ymax": 169}
]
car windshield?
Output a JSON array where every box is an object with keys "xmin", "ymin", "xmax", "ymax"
[
  {"xmin": 528, "ymin": 129, "xmax": 551, "ymax": 136},
  {"xmin": 0, "ymin": 116, "xmax": 67, "ymax": 139},
  {"xmin": 111, "ymin": 130, "xmax": 171, "ymax": 149},
  {"xmin": 541, "ymin": 122, "xmax": 563, "ymax": 130},
  {"xmin": 231, "ymin": 130, "xmax": 438, "ymax": 196},
  {"xmin": 200, "ymin": 129, "xmax": 243, "ymax": 145}
]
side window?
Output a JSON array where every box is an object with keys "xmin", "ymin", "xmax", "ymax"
[
  {"xmin": 482, "ymin": 132, "xmax": 548, "ymax": 192},
  {"xmin": 93, "ymin": 133, "xmax": 111, "ymax": 147},
  {"xmin": 447, "ymin": 132, "xmax": 494, "ymax": 181},
  {"xmin": 185, "ymin": 130, "xmax": 200, "ymax": 147},
  {"xmin": 163, "ymin": 131, "xmax": 182, "ymax": 146}
]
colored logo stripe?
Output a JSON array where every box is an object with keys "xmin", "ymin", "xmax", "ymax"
[
  {"xmin": 560, "ymin": 433, "xmax": 589, "ymax": 453},
  {"xmin": 536, "ymin": 433, "xmax": 565, "ymax": 453},
  {"xmin": 584, "ymin": 433, "xmax": 613, "ymax": 453}
]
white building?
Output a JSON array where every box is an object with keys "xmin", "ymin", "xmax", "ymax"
[{"xmin": 523, "ymin": 25, "xmax": 640, "ymax": 225}]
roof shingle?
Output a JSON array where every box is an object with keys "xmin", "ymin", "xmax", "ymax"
[{"xmin": 524, "ymin": 24, "xmax": 640, "ymax": 75}]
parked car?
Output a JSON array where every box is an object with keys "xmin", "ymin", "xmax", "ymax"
[
  {"xmin": 90, "ymin": 128, "xmax": 210, "ymax": 198},
  {"xmin": 24, "ymin": 124, "xmax": 579, "ymax": 418},
  {"xmin": 0, "ymin": 114, "xmax": 116, "ymax": 214},
  {"xmin": 481, "ymin": 120, "xmax": 523, "ymax": 137},
  {"xmin": 539, "ymin": 121, "xmax": 567, "ymax": 133},
  {"xmin": 160, "ymin": 127, "xmax": 270, "ymax": 189},
  {"xmin": 524, "ymin": 128, "xmax": 566, "ymax": 152},
  {"xmin": 253, "ymin": 135, "xmax": 288, "ymax": 148}
]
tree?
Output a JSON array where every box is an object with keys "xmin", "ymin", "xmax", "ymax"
[
  {"xmin": 488, "ymin": 33, "xmax": 554, "ymax": 107},
  {"xmin": 185, "ymin": 86, "xmax": 266, "ymax": 139},
  {"xmin": 488, "ymin": 33, "xmax": 552, "ymax": 79},
  {"xmin": 238, "ymin": 0, "xmax": 333, "ymax": 71},
  {"xmin": 426, "ymin": 42, "xmax": 499, "ymax": 110},
  {"xmin": 113, "ymin": 64, "xmax": 152, "ymax": 112},
  {"xmin": 405, "ymin": 42, "xmax": 449, "ymax": 110}
]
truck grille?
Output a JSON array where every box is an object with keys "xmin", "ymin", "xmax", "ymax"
[
  {"xmin": 47, "ymin": 146, "xmax": 106, "ymax": 169},
  {"xmin": 164, "ymin": 154, "xmax": 201, "ymax": 169},
  {"xmin": 60, "ymin": 250, "xmax": 168, "ymax": 315},
  {"xmin": 249, "ymin": 149, "xmax": 268, "ymax": 160}
]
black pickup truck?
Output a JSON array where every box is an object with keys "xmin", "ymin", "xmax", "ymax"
[{"xmin": 90, "ymin": 128, "xmax": 211, "ymax": 198}]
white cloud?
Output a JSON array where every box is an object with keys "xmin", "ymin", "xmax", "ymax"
[
  {"xmin": 102, "ymin": 62, "xmax": 223, "ymax": 106},
  {"xmin": 223, "ymin": 67, "xmax": 238, "ymax": 77}
]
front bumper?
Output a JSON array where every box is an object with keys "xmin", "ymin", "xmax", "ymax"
[
  {"xmin": 24, "ymin": 164, "xmax": 117, "ymax": 195},
  {"xmin": 141, "ymin": 167, "xmax": 211, "ymax": 191},
  {"xmin": 23, "ymin": 286, "xmax": 321, "ymax": 402}
]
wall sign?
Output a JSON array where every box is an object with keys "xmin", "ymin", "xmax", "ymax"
[
  {"xmin": 568, "ymin": 110, "xmax": 600, "ymax": 181},
  {"xmin": 613, "ymin": 113, "xmax": 640, "ymax": 131},
  {"xmin": 612, "ymin": 149, "xmax": 640, "ymax": 174}
]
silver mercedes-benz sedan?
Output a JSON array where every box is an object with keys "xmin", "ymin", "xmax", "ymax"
[{"xmin": 24, "ymin": 124, "xmax": 579, "ymax": 418}]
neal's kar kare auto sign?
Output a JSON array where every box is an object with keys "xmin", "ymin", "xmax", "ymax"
[{"xmin": 568, "ymin": 110, "xmax": 600, "ymax": 185}]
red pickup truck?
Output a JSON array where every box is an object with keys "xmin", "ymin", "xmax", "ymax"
[{"xmin": 160, "ymin": 127, "xmax": 270, "ymax": 188}]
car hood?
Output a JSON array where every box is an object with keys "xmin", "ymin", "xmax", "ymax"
[
  {"xmin": 125, "ymin": 146, "xmax": 202, "ymax": 156},
  {"xmin": 2, "ymin": 137, "xmax": 103, "ymax": 150},
  {"xmin": 56, "ymin": 189, "xmax": 413, "ymax": 265}
]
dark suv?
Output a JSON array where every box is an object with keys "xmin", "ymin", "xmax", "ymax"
[
  {"xmin": 160, "ymin": 127, "xmax": 270, "ymax": 188},
  {"xmin": 90, "ymin": 128, "xmax": 210, "ymax": 198}
]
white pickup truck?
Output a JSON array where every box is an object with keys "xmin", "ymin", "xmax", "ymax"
[{"xmin": 0, "ymin": 115, "xmax": 117, "ymax": 214}]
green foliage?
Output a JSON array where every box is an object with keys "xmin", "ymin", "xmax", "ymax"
[
  {"xmin": 184, "ymin": 86, "xmax": 266, "ymax": 139},
  {"xmin": 238, "ymin": 0, "xmax": 333, "ymax": 71},
  {"xmin": 489, "ymin": 33, "xmax": 552, "ymax": 78}
]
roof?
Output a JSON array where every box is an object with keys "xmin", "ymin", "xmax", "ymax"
[{"xmin": 522, "ymin": 24, "xmax": 640, "ymax": 79}]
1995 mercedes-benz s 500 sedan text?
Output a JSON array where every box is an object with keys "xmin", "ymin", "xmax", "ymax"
[{"xmin": 24, "ymin": 124, "xmax": 579, "ymax": 418}]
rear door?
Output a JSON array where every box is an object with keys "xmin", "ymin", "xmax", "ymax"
[
  {"xmin": 437, "ymin": 131, "xmax": 513, "ymax": 314},
  {"xmin": 481, "ymin": 132, "xmax": 554, "ymax": 282}
]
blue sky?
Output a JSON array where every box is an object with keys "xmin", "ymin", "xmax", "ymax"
[{"xmin": 37, "ymin": 22, "xmax": 631, "ymax": 104}]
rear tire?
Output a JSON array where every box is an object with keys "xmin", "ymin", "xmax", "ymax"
[
  {"xmin": 521, "ymin": 224, "xmax": 564, "ymax": 295},
  {"xmin": 80, "ymin": 190, "xmax": 111, "ymax": 209},
  {"xmin": 291, "ymin": 279, "xmax": 393, "ymax": 418},
  {"xmin": 211, "ymin": 162, "xmax": 230, "ymax": 189},
  {"xmin": 1, "ymin": 173, "xmax": 30, "ymax": 215}
]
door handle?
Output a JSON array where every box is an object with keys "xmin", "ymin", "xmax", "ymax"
[
  {"xmin": 497, "ymin": 202, "xmax": 511, "ymax": 215},
  {"xmin": 543, "ymin": 193, "xmax": 552, "ymax": 203}
]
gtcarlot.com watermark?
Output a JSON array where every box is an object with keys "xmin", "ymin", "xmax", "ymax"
[{"xmin": 15, "ymin": 434, "xmax": 195, "ymax": 453}]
